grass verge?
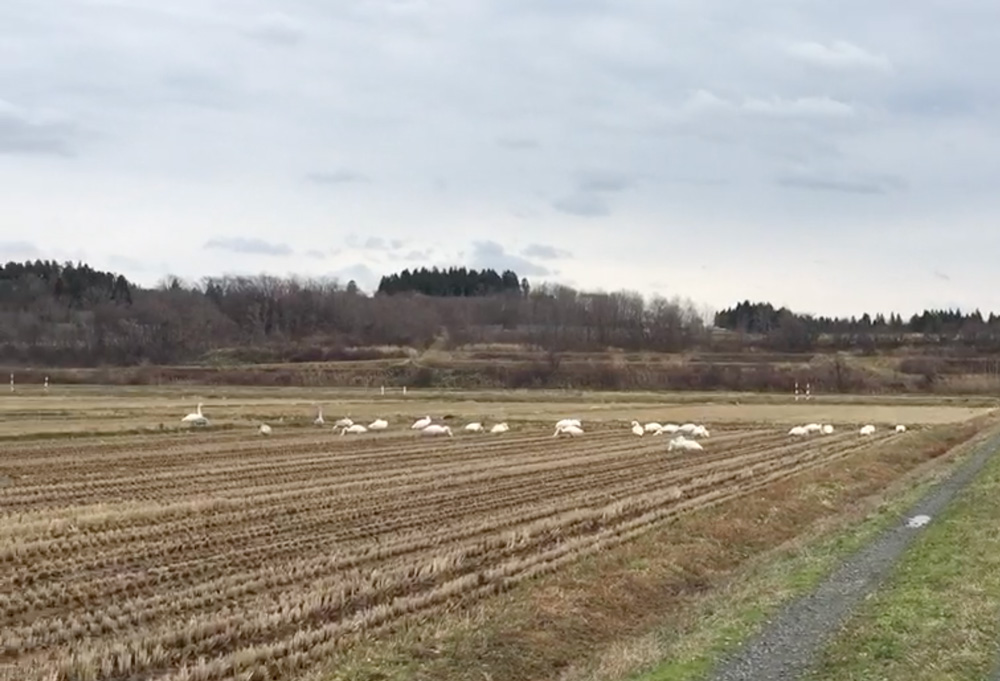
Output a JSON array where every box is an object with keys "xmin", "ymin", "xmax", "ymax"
[{"xmin": 805, "ymin": 432, "xmax": 1000, "ymax": 681}]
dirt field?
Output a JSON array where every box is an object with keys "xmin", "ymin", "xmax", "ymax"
[{"xmin": 0, "ymin": 389, "xmax": 993, "ymax": 681}]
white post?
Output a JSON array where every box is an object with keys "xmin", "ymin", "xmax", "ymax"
[
  {"xmin": 806, "ymin": 382, "xmax": 812, "ymax": 401},
  {"xmin": 402, "ymin": 386, "xmax": 407, "ymax": 396},
  {"xmin": 44, "ymin": 376, "xmax": 49, "ymax": 393},
  {"xmin": 793, "ymin": 381, "xmax": 799, "ymax": 402},
  {"xmin": 380, "ymin": 385, "xmax": 385, "ymax": 396},
  {"xmin": 9, "ymin": 373, "xmax": 13, "ymax": 393}
]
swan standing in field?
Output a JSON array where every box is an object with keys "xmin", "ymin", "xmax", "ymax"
[
  {"xmin": 821, "ymin": 424, "xmax": 834, "ymax": 435},
  {"xmin": 340, "ymin": 424, "xmax": 368, "ymax": 435},
  {"xmin": 804, "ymin": 423, "xmax": 823, "ymax": 434},
  {"xmin": 181, "ymin": 403, "xmax": 208, "ymax": 426},
  {"xmin": 555, "ymin": 418, "xmax": 581, "ymax": 430},
  {"xmin": 258, "ymin": 423, "xmax": 272, "ymax": 436},
  {"xmin": 631, "ymin": 420, "xmax": 644, "ymax": 437},
  {"xmin": 422, "ymin": 424, "xmax": 453, "ymax": 436},
  {"xmin": 490, "ymin": 422, "xmax": 509, "ymax": 434},
  {"xmin": 464, "ymin": 422, "xmax": 485, "ymax": 433},
  {"xmin": 654, "ymin": 424, "xmax": 680, "ymax": 436},
  {"xmin": 313, "ymin": 406, "xmax": 325, "ymax": 426},
  {"xmin": 788, "ymin": 425, "xmax": 809, "ymax": 437},
  {"xmin": 859, "ymin": 424, "xmax": 876, "ymax": 436},
  {"xmin": 643, "ymin": 422, "xmax": 662, "ymax": 433},
  {"xmin": 334, "ymin": 417, "xmax": 353, "ymax": 428},
  {"xmin": 895, "ymin": 424, "xmax": 907, "ymax": 433},
  {"xmin": 553, "ymin": 423, "xmax": 584, "ymax": 437},
  {"xmin": 368, "ymin": 418, "xmax": 388, "ymax": 431},
  {"xmin": 678, "ymin": 423, "xmax": 698, "ymax": 435},
  {"xmin": 412, "ymin": 416, "xmax": 432, "ymax": 430},
  {"xmin": 690, "ymin": 425, "xmax": 710, "ymax": 438}
]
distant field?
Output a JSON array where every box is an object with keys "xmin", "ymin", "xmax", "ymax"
[
  {"xmin": 0, "ymin": 385, "xmax": 994, "ymax": 438},
  {"xmin": 0, "ymin": 387, "xmax": 993, "ymax": 680}
]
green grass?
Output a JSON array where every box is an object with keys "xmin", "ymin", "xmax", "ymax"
[
  {"xmin": 630, "ymin": 451, "xmax": 978, "ymax": 681},
  {"xmin": 806, "ymin": 442, "xmax": 1000, "ymax": 681}
]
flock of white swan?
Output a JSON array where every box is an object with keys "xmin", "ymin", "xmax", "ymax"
[{"xmin": 180, "ymin": 403, "xmax": 907, "ymax": 448}]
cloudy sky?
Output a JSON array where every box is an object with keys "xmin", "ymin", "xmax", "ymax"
[{"xmin": 2, "ymin": 0, "xmax": 999, "ymax": 317}]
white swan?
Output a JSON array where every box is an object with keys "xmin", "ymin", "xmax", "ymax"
[
  {"xmin": 555, "ymin": 418, "xmax": 581, "ymax": 430},
  {"xmin": 788, "ymin": 426, "xmax": 809, "ymax": 436},
  {"xmin": 464, "ymin": 422, "xmax": 485, "ymax": 433},
  {"xmin": 313, "ymin": 406, "xmax": 325, "ymax": 426},
  {"xmin": 654, "ymin": 424, "xmax": 680, "ymax": 436},
  {"xmin": 259, "ymin": 423, "xmax": 272, "ymax": 435},
  {"xmin": 643, "ymin": 422, "xmax": 662, "ymax": 433},
  {"xmin": 859, "ymin": 424, "xmax": 876, "ymax": 436},
  {"xmin": 181, "ymin": 403, "xmax": 208, "ymax": 426},
  {"xmin": 368, "ymin": 418, "xmax": 388, "ymax": 431},
  {"xmin": 412, "ymin": 416, "xmax": 432, "ymax": 430},
  {"xmin": 668, "ymin": 435, "xmax": 703, "ymax": 452},
  {"xmin": 821, "ymin": 424, "xmax": 834, "ymax": 435},
  {"xmin": 490, "ymin": 422, "xmax": 509, "ymax": 434},
  {"xmin": 678, "ymin": 423, "xmax": 698, "ymax": 435},
  {"xmin": 690, "ymin": 425, "xmax": 710, "ymax": 438},
  {"xmin": 422, "ymin": 424, "xmax": 453, "ymax": 436},
  {"xmin": 631, "ymin": 420, "xmax": 644, "ymax": 437},
  {"xmin": 334, "ymin": 417, "xmax": 353, "ymax": 428},
  {"xmin": 895, "ymin": 424, "xmax": 907, "ymax": 433},
  {"xmin": 553, "ymin": 424, "xmax": 584, "ymax": 437},
  {"xmin": 341, "ymin": 424, "xmax": 368, "ymax": 435}
]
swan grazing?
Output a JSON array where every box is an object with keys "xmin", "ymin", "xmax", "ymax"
[
  {"xmin": 334, "ymin": 417, "xmax": 353, "ymax": 428},
  {"xmin": 490, "ymin": 422, "xmax": 509, "ymax": 434},
  {"xmin": 464, "ymin": 422, "xmax": 485, "ymax": 433},
  {"xmin": 555, "ymin": 418, "xmax": 581, "ymax": 430},
  {"xmin": 643, "ymin": 422, "xmax": 662, "ymax": 433},
  {"xmin": 678, "ymin": 423, "xmax": 698, "ymax": 435},
  {"xmin": 553, "ymin": 423, "xmax": 584, "ymax": 437},
  {"xmin": 313, "ymin": 406, "xmax": 325, "ymax": 426},
  {"xmin": 668, "ymin": 435, "xmax": 703, "ymax": 452},
  {"xmin": 804, "ymin": 423, "xmax": 822, "ymax": 434},
  {"xmin": 412, "ymin": 416, "xmax": 432, "ymax": 430},
  {"xmin": 368, "ymin": 418, "xmax": 388, "ymax": 431},
  {"xmin": 895, "ymin": 424, "xmax": 907, "ymax": 433},
  {"xmin": 788, "ymin": 426, "xmax": 809, "ymax": 437},
  {"xmin": 631, "ymin": 420, "xmax": 644, "ymax": 437},
  {"xmin": 859, "ymin": 424, "xmax": 876, "ymax": 436},
  {"xmin": 258, "ymin": 423, "xmax": 272, "ymax": 436},
  {"xmin": 422, "ymin": 424, "xmax": 453, "ymax": 436},
  {"xmin": 654, "ymin": 424, "xmax": 680, "ymax": 436},
  {"xmin": 340, "ymin": 424, "xmax": 368, "ymax": 435},
  {"xmin": 181, "ymin": 403, "xmax": 208, "ymax": 426},
  {"xmin": 690, "ymin": 425, "xmax": 710, "ymax": 438}
]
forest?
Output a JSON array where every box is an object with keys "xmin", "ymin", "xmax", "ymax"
[{"xmin": 3, "ymin": 259, "xmax": 1000, "ymax": 368}]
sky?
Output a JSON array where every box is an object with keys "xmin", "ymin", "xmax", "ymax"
[{"xmin": 2, "ymin": 0, "xmax": 1000, "ymax": 318}]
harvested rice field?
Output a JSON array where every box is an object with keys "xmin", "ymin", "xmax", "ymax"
[{"xmin": 0, "ymin": 388, "xmax": 993, "ymax": 680}]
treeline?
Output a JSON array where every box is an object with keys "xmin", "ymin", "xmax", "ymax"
[
  {"xmin": 377, "ymin": 267, "xmax": 526, "ymax": 297},
  {"xmin": 0, "ymin": 260, "xmax": 705, "ymax": 366},
  {"xmin": 715, "ymin": 300, "xmax": 1000, "ymax": 342}
]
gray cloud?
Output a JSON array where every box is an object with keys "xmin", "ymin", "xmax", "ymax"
[
  {"xmin": 243, "ymin": 12, "xmax": 305, "ymax": 46},
  {"xmin": 471, "ymin": 241, "xmax": 550, "ymax": 276},
  {"xmin": 933, "ymin": 270, "xmax": 951, "ymax": 281},
  {"xmin": 204, "ymin": 237, "xmax": 293, "ymax": 256},
  {"xmin": 403, "ymin": 249, "xmax": 432, "ymax": 261},
  {"xmin": 552, "ymin": 192, "xmax": 610, "ymax": 217},
  {"xmin": 306, "ymin": 170, "xmax": 370, "ymax": 185},
  {"xmin": 577, "ymin": 170, "xmax": 635, "ymax": 193},
  {"xmin": 776, "ymin": 172, "xmax": 907, "ymax": 195},
  {"xmin": 0, "ymin": 240, "xmax": 41, "ymax": 258},
  {"xmin": 497, "ymin": 136, "xmax": 539, "ymax": 150},
  {"xmin": 0, "ymin": 100, "xmax": 79, "ymax": 156},
  {"xmin": 522, "ymin": 243, "xmax": 572, "ymax": 259},
  {"xmin": 785, "ymin": 41, "xmax": 893, "ymax": 74},
  {"xmin": 330, "ymin": 263, "xmax": 378, "ymax": 291}
]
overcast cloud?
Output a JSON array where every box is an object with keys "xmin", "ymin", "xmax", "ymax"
[{"xmin": 3, "ymin": 1, "xmax": 1000, "ymax": 316}]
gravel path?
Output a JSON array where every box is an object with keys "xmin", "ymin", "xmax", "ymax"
[{"xmin": 708, "ymin": 430, "xmax": 1000, "ymax": 681}]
